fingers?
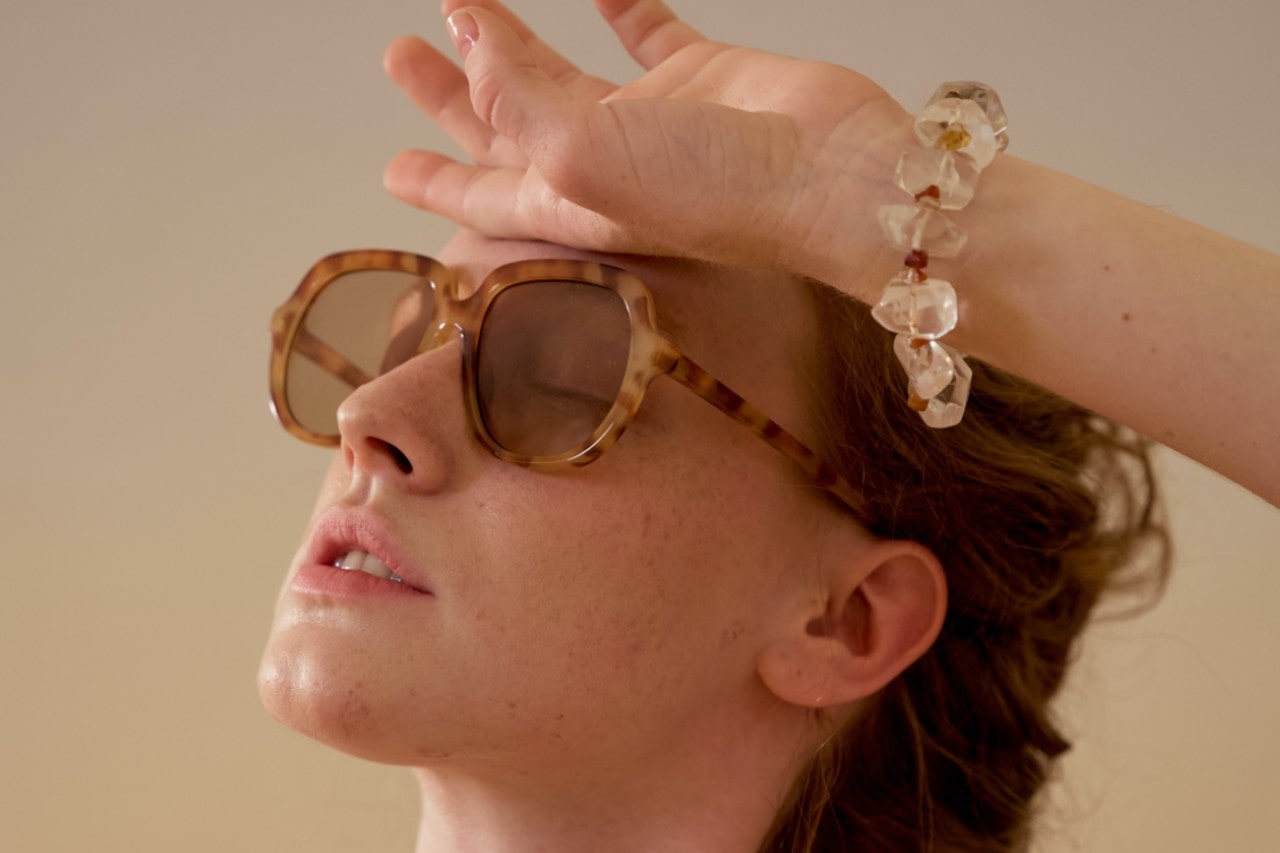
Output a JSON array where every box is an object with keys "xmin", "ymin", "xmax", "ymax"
[
  {"xmin": 386, "ymin": 2, "xmax": 620, "ymax": 167},
  {"xmin": 446, "ymin": 7, "xmax": 587, "ymax": 162},
  {"xmin": 384, "ymin": 149, "xmax": 530, "ymax": 237},
  {"xmin": 594, "ymin": 0, "xmax": 704, "ymax": 69},
  {"xmin": 384, "ymin": 35, "xmax": 505, "ymax": 163},
  {"xmin": 442, "ymin": 0, "xmax": 617, "ymax": 98},
  {"xmin": 387, "ymin": 6, "xmax": 623, "ymax": 247},
  {"xmin": 441, "ymin": 0, "xmax": 573, "ymax": 83},
  {"xmin": 384, "ymin": 149, "xmax": 624, "ymax": 251}
]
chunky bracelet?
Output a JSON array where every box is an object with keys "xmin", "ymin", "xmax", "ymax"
[{"xmin": 871, "ymin": 82, "xmax": 1008, "ymax": 428}]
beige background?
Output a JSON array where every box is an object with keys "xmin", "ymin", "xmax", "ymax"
[{"xmin": 2, "ymin": 1, "xmax": 1277, "ymax": 850}]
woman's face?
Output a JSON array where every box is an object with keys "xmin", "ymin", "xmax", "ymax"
[{"xmin": 258, "ymin": 232, "xmax": 848, "ymax": 775}]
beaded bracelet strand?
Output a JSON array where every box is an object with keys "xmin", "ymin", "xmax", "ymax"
[{"xmin": 871, "ymin": 82, "xmax": 1008, "ymax": 428}]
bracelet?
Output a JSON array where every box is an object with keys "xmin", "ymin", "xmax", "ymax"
[{"xmin": 871, "ymin": 82, "xmax": 1008, "ymax": 428}]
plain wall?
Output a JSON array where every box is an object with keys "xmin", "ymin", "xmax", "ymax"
[{"xmin": 2, "ymin": 1, "xmax": 1277, "ymax": 850}]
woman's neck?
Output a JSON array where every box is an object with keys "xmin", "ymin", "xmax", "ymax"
[{"xmin": 411, "ymin": 705, "xmax": 809, "ymax": 853}]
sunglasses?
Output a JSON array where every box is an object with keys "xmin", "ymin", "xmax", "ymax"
[{"xmin": 269, "ymin": 250, "xmax": 862, "ymax": 514}]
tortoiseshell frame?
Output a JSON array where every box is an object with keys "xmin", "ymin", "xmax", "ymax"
[{"xmin": 270, "ymin": 249, "xmax": 866, "ymax": 516}]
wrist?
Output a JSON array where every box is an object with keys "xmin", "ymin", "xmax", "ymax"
[
  {"xmin": 781, "ymin": 97, "xmax": 917, "ymax": 303},
  {"xmin": 832, "ymin": 83, "xmax": 1011, "ymax": 428}
]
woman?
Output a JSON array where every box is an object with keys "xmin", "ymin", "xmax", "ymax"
[{"xmin": 260, "ymin": 1, "xmax": 1278, "ymax": 850}]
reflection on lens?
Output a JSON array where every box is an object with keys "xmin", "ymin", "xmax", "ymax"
[
  {"xmin": 285, "ymin": 270, "xmax": 433, "ymax": 437},
  {"xmin": 477, "ymin": 281, "xmax": 630, "ymax": 457}
]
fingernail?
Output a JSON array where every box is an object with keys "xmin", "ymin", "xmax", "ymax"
[{"xmin": 447, "ymin": 11, "xmax": 478, "ymax": 58}]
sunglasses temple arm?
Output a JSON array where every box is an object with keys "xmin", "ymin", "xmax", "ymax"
[
  {"xmin": 292, "ymin": 327, "xmax": 373, "ymax": 389},
  {"xmin": 667, "ymin": 352, "xmax": 867, "ymax": 517}
]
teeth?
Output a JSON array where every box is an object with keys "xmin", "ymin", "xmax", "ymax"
[{"xmin": 334, "ymin": 550, "xmax": 404, "ymax": 583}]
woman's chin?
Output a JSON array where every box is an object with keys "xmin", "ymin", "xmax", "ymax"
[
  {"xmin": 256, "ymin": 625, "xmax": 496, "ymax": 768},
  {"xmin": 257, "ymin": 633, "xmax": 407, "ymax": 765}
]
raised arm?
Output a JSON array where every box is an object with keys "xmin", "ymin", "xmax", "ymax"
[{"xmin": 384, "ymin": 0, "xmax": 1280, "ymax": 505}]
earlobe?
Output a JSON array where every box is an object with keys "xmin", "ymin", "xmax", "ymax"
[{"xmin": 757, "ymin": 540, "xmax": 946, "ymax": 709}]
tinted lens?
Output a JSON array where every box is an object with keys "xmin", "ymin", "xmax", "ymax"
[
  {"xmin": 285, "ymin": 269, "xmax": 434, "ymax": 437},
  {"xmin": 476, "ymin": 281, "xmax": 631, "ymax": 457}
]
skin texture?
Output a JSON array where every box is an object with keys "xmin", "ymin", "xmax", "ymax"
[
  {"xmin": 384, "ymin": 0, "xmax": 906, "ymax": 278},
  {"xmin": 259, "ymin": 232, "xmax": 946, "ymax": 852},
  {"xmin": 384, "ymin": 0, "xmax": 1280, "ymax": 505}
]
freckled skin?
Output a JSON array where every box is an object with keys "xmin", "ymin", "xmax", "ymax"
[{"xmin": 258, "ymin": 231, "xmax": 847, "ymax": 820}]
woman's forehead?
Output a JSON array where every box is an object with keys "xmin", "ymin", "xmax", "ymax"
[
  {"xmin": 437, "ymin": 230, "xmax": 708, "ymax": 308},
  {"xmin": 436, "ymin": 231, "xmax": 804, "ymax": 343}
]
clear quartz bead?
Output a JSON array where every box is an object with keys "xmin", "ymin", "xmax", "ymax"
[
  {"xmin": 893, "ymin": 335, "xmax": 955, "ymax": 399},
  {"xmin": 915, "ymin": 99, "xmax": 998, "ymax": 169},
  {"xmin": 917, "ymin": 346, "xmax": 972, "ymax": 428},
  {"xmin": 871, "ymin": 273, "xmax": 958, "ymax": 339},
  {"xmin": 894, "ymin": 148, "xmax": 980, "ymax": 210},
  {"xmin": 878, "ymin": 205, "xmax": 967, "ymax": 256},
  {"xmin": 927, "ymin": 81, "xmax": 1009, "ymax": 152}
]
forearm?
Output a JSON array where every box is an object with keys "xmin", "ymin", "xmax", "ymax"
[
  {"xmin": 807, "ymin": 147, "xmax": 1280, "ymax": 505},
  {"xmin": 398, "ymin": 3, "xmax": 1280, "ymax": 503}
]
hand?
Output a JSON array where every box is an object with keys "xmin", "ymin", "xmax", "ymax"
[{"xmin": 383, "ymin": 0, "xmax": 911, "ymax": 279}]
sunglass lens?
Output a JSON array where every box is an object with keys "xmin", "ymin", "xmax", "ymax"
[
  {"xmin": 286, "ymin": 269, "xmax": 434, "ymax": 438},
  {"xmin": 476, "ymin": 282, "xmax": 631, "ymax": 457}
]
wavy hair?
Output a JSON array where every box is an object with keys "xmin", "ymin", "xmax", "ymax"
[{"xmin": 761, "ymin": 280, "xmax": 1171, "ymax": 852}]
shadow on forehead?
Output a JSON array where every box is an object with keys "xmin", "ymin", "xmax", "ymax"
[
  {"xmin": 435, "ymin": 229, "xmax": 812, "ymax": 386},
  {"xmin": 637, "ymin": 257, "xmax": 807, "ymax": 360}
]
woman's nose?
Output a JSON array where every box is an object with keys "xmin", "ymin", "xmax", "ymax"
[{"xmin": 334, "ymin": 339, "xmax": 471, "ymax": 496}]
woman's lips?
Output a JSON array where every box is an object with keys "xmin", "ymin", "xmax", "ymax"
[
  {"xmin": 296, "ymin": 508, "xmax": 435, "ymax": 596},
  {"xmin": 292, "ymin": 562, "xmax": 426, "ymax": 598}
]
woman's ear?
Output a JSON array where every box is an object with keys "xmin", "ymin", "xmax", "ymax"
[{"xmin": 756, "ymin": 536, "xmax": 946, "ymax": 709}]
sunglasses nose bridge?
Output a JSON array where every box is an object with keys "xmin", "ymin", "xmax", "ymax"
[
  {"xmin": 418, "ymin": 318, "xmax": 451, "ymax": 350},
  {"xmin": 416, "ymin": 289, "xmax": 471, "ymax": 354}
]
